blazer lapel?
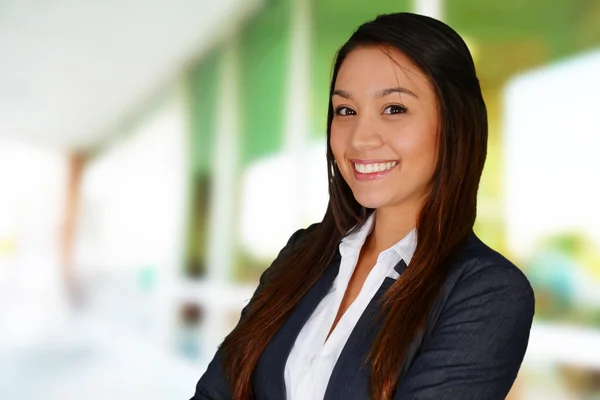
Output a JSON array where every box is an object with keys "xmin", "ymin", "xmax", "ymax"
[
  {"xmin": 323, "ymin": 259, "xmax": 408, "ymax": 400},
  {"xmin": 252, "ymin": 249, "xmax": 342, "ymax": 400}
]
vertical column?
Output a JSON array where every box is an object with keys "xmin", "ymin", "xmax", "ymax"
[
  {"xmin": 284, "ymin": 0, "xmax": 312, "ymax": 225},
  {"xmin": 60, "ymin": 151, "xmax": 87, "ymax": 306},
  {"xmin": 203, "ymin": 34, "xmax": 241, "ymax": 356},
  {"xmin": 414, "ymin": 0, "xmax": 444, "ymax": 20},
  {"xmin": 205, "ymin": 35, "xmax": 241, "ymax": 284}
]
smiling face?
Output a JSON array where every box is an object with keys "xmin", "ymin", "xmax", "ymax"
[{"xmin": 330, "ymin": 45, "xmax": 440, "ymax": 214}]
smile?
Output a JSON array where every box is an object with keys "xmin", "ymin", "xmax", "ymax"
[{"xmin": 350, "ymin": 160, "xmax": 398, "ymax": 181}]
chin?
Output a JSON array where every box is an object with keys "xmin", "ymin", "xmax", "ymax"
[{"xmin": 351, "ymin": 191, "xmax": 391, "ymax": 209}]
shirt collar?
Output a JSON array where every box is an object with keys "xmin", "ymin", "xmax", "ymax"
[
  {"xmin": 340, "ymin": 211, "xmax": 418, "ymax": 266},
  {"xmin": 391, "ymin": 227, "xmax": 418, "ymax": 266},
  {"xmin": 340, "ymin": 212, "xmax": 376, "ymax": 247}
]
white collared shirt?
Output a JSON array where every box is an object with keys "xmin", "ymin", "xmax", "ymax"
[{"xmin": 284, "ymin": 212, "xmax": 418, "ymax": 400}]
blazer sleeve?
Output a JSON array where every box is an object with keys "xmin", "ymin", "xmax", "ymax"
[
  {"xmin": 394, "ymin": 263, "xmax": 535, "ymax": 400},
  {"xmin": 190, "ymin": 226, "xmax": 310, "ymax": 400}
]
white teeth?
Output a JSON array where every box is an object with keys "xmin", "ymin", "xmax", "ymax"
[{"xmin": 353, "ymin": 161, "xmax": 397, "ymax": 174}]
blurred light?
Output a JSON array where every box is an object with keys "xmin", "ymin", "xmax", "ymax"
[
  {"xmin": 503, "ymin": 49, "xmax": 600, "ymax": 259},
  {"xmin": 240, "ymin": 141, "xmax": 329, "ymax": 259}
]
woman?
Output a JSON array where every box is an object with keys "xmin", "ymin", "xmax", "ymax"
[{"xmin": 191, "ymin": 12, "xmax": 535, "ymax": 400}]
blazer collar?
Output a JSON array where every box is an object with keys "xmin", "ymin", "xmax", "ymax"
[
  {"xmin": 253, "ymin": 249, "xmax": 409, "ymax": 400},
  {"xmin": 252, "ymin": 248, "xmax": 342, "ymax": 400}
]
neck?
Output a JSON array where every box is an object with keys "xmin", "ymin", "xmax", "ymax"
[{"xmin": 364, "ymin": 204, "xmax": 419, "ymax": 254}]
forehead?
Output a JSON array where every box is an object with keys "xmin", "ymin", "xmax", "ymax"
[{"xmin": 334, "ymin": 45, "xmax": 431, "ymax": 96}]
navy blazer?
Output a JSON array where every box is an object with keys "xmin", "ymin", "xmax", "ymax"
[{"xmin": 192, "ymin": 224, "xmax": 535, "ymax": 400}]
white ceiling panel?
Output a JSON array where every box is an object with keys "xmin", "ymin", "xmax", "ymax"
[{"xmin": 0, "ymin": 0, "xmax": 262, "ymax": 150}]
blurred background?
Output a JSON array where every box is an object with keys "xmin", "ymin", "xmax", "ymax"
[{"xmin": 0, "ymin": 0, "xmax": 599, "ymax": 399}]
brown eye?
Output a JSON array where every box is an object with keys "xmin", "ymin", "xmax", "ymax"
[
  {"xmin": 383, "ymin": 104, "xmax": 407, "ymax": 115},
  {"xmin": 334, "ymin": 106, "xmax": 356, "ymax": 116}
]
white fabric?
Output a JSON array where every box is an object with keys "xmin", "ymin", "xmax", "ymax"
[{"xmin": 284, "ymin": 212, "xmax": 418, "ymax": 400}]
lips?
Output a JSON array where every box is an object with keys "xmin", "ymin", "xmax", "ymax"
[{"xmin": 350, "ymin": 159, "xmax": 399, "ymax": 182}]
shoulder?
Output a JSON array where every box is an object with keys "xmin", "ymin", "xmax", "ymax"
[
  {"xmin": 268, "ymin": 222, "xmax": 321, "ymax": 266},
  {"xmin": 257, "ymin": 222, "xmax": 321, "ymax": 286},
  {"xmin": 437, "ymin": 233, "xmax": 535, "ymax": 319},
  {"xmin": 286, "ymin": 221, "xmax": 321, "ymax": 248},
  {"xmin": 399, "ymin": 234, "xmax": 536, "ymax": 399},
  {"xmin": 454, "ymin": 233, "xmax": 533, "ymax": 293}
]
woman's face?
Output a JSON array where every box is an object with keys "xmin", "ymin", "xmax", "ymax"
[{"xmin": 330, "ymin": 45, "xmax": 439, "ymax": 213}]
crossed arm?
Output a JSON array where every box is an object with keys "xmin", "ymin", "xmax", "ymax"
[
  {"xmin": 191, "ymin": 227, "xmax": 308, "ymax": 400},
  {"xmin": 192, "ymin": 240, "xmax": 535, "ymax": 400},
  {"xmin": 393, "ymin": 264, "xmax": 535, "ymax": 399}
]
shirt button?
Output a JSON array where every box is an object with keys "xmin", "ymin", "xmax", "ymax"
[{"xmin": 309, "ymin": 355, "xmax": 315, "ymax": 365}]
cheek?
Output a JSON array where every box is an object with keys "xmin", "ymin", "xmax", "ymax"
[
  {"xmin": 329, "ymin": 125, "xmax": 345, "ymax": 160},
  {"xmin": 329, "ymin": 125, "xmax": 355, "ymax": 182},
  {"xmin": 389, "ymin": 126, "xmax": 438, "ymax": 172},
  {"xmin": 415, "ymin": 134, "xmax": 438, "ymax": 167}
]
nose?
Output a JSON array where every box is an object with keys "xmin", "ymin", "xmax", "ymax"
[{"xmin": 350, "ymin": 114, "xmax": 384, "ymax": 151}]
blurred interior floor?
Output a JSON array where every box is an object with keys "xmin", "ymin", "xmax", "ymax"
[{"xmin": 0, "ymin": 312, "xmax": 202, "ymax": 400}]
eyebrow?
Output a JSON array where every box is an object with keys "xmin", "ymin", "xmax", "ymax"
[{"xmin": 332, "ymin": 87, "xmax": 418, "ymax": 99}]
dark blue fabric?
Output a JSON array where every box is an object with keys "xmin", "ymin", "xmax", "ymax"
[{"xmin": 192, "ymin": 227, "xmax": 535, "ymax": 400}]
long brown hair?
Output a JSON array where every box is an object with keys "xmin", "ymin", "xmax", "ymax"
[{"xmin": 221, "ymin": 12, "xmax": 488, "ymax": 400}]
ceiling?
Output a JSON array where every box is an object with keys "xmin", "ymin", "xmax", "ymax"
[{"xmin": 0, "ymin": 0, "xmax": 262, "ymax": 151}]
